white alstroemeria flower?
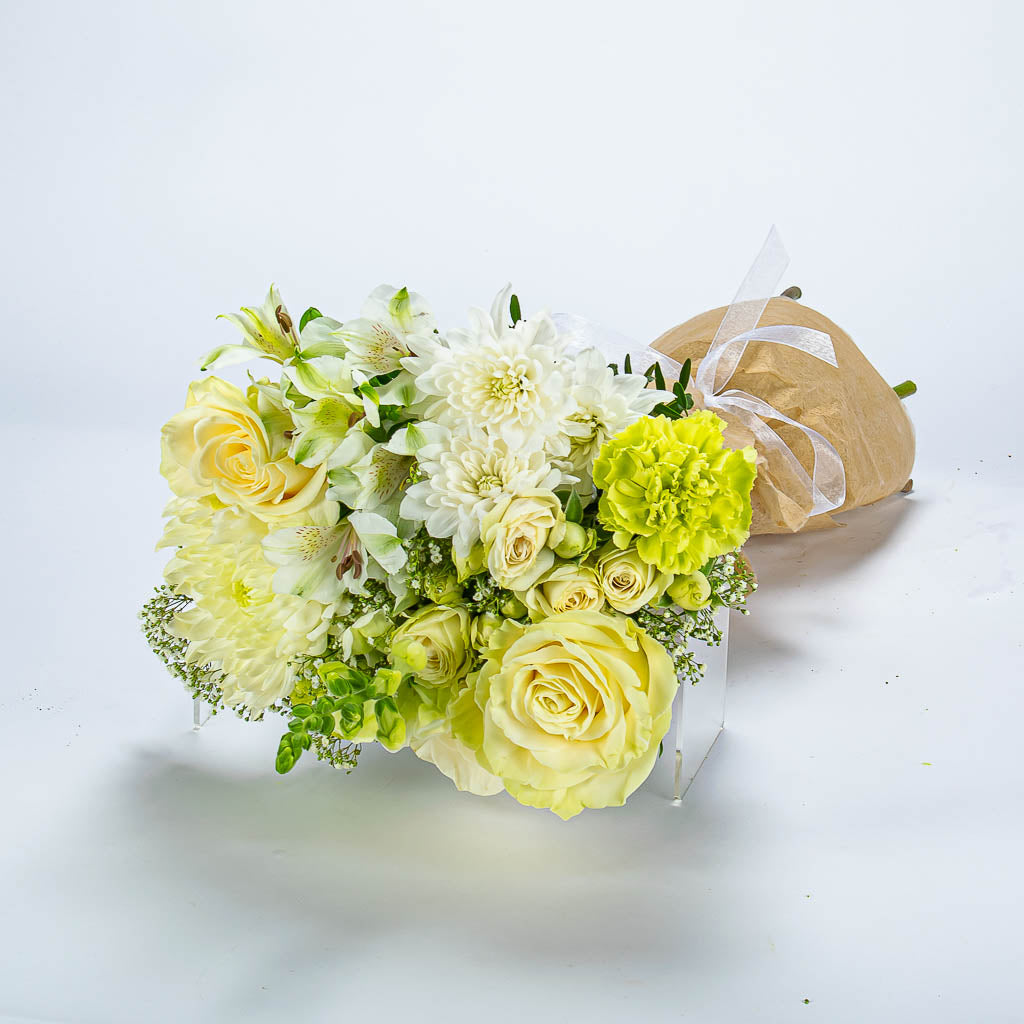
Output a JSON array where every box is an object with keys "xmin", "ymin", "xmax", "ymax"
[
  {"xmin": 563, "ymin": 347, "xmax": 673, "ymax": 481},
  {"xmin": 280, "ymin": 332, "xmax": 390, "ymax": 467},
  {"xmin": 400, "ymin": 428, "xmax": 575, "ymax": 558},
  {"xmin": 326, "ymin": 421, "xmax": 446, "ymax": 517},
  {"xmin": 328, "ymin": 285, "xmax": 436, "ymax": 378},
  {"xmin": 402, "ymin": 291, "xmax": 577, "ymax": 448},
  {"xmin": 201, "ymin": 284, "xmax": 299, "ymax": 371},
  {"xmin": 285, "ymin": 388, "xmax": 364, "ymax": 468},
  {"xmin": 262, "ymin": 501, "xmax": 407, "ymax": 603}
]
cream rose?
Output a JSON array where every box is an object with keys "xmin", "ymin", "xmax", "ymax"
[
  {"xmin": 521, "ymin": 563, "xmax": 605, "ymax": 620},
  {"xmin": 451, "ymin": 611, "xmax": 678, "ymax": 819},
  {"xmin": 479, "ymin": 489, "xmax": 566, "ymax": 590},
  {"xmin": 595, "ymin": 543, "xmax": 673, "ymax": 613},
  {"xmin": 409, "ymin": 730, "xmax": 504, "ymax": 796},
  {"xmin": 390, "ymin": 603, "xmax": 473, "ymax": 686},
  {"xmin": 160, "ymin": 377, "xmax": 326, "ymax": 520}
]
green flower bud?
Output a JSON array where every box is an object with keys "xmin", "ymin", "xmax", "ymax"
[
  {"xmin": 667, "ymin": 571, "xmax": 712, "ymax": 611},
  {"xmin": 500, "ymin": 594, "xmax": 528, "ymax": 619},
  {"xmin": 553, "ymin": 521, "xmax": 589, "ymax": 558},
  {"xmin": 471, "ymin": 611, "xmax": 503, "ymax": 649},
  {"xmin": 424, "ymin": 573, "xmax": 464, "ymax": 605}
]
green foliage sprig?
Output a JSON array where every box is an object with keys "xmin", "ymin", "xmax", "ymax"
[
  {"xmin": 276, "ymin": 663, "xmax": 405, "ymax": 774},
  {"xmin": 651, "ymin": 358, "xmax": 694, "ymax": 419}
]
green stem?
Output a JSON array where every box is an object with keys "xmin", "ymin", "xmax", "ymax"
[{"xmin": 893, "ymin": 380, "xmax": 917, "ymax": 399}]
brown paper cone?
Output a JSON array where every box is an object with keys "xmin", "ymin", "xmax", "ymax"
[{"xmin": 652, "ymin": 298, "xmax": 915, "ymax": 535}]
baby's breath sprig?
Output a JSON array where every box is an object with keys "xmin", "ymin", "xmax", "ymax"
[
  {"xmin": 139, "ymin": 586, "xmax": 226, "ymax": 713},
  {"xmin": 404, "ymin": 530, "xmax": 457, "ymax": 598},
  {"xmin": 704, "ymin": 550, "xmax": 758, "ymax": 612},
  {"xmin": 632, "ymin": 605, "xmax": 707, "ymax": 686}
]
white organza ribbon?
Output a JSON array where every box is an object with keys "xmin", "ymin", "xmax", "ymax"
[{"xmin": 554, "ymin": 225, "xmax": 846, "ymax": 518}]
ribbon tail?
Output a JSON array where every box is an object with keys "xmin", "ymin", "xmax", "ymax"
[{"xmin": 716, "ymin": 392, "xmax": 847, "ymax": 516}]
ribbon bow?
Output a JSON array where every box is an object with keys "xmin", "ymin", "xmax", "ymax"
[{"xmin": 554, "ymin": 226, "xmax": 847, "ymax": 519}]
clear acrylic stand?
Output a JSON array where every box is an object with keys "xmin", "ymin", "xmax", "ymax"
[
  {"xmin": 646, "ymin": 607, "xmax": 730, "ymax": 803},
  {"xmin": 192, "ymin": 696, "xmax": 212, "ymax": 730}
]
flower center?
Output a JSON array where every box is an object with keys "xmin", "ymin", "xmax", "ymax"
[
  {"xmin": 232, "ymin": 581, "xmax": 253, "ymax": 608},
  {"xmin": 489, "ymin": 369, "xmax": 529, "ymax": 399},
  {"xmin": 475, "ymin": 472, "xmax": 503, "ymax": 495}
]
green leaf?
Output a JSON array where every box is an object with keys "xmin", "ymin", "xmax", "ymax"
[
  {"xmin": 509, "ymin": 293, "xmax": 522, "ymax": 326},
  {"xmin": 299, "ymin": 306, "xmax": 323, "ymax": 333},
  {"xmin": 565, "ymin": 489, "xmax": 583, "ymax": 524},
  {"xmin": 654, "ymin": 362, "xmax": 666, "ymax": 391},
  {"xmin": 623, "ymin": 353, "xmax": 633, "ymax": 375},
  {"xmin": 608, "ymin": 362, "xmax": 619, "ymax": 374},
  {"xmin": 679, "ymin": 358, "xmax": 692, "ymax": 387},
  {"xmin": 673, "ymin": 380, "xmax": 687, "ymax": 400},
  {"xmin": 290, "ymin": 703, "xmax": 314, "ymax": 719}
]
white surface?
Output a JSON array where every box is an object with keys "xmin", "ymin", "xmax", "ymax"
[{"xmin": 2, "ymin": 1, "xmax": 1023, "ymax": 1022}]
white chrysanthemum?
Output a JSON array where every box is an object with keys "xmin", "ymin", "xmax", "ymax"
[
  {"xmin": 159, "ymin": 500, "xmax": 332, "ymax": 713},
  {"xmin": 403, "ymin": 305, "xmax": 577, "ymax": 447},
  {"xmin": 563, "ymin": 347, "xmax": 672, "ymax": 481},
  {"xmin": 400, "ymin": 429, "xmax": 573, "ymax": 558}
]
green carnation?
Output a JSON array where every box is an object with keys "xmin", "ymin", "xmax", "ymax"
[{"xmin": 592, "ymin": 412, "xmax": 756, "ymax": 575}]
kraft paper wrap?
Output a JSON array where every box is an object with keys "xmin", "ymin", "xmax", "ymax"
[{"xmin": 652, "ymin": 297, "xmax": 915, "ymax": 535}]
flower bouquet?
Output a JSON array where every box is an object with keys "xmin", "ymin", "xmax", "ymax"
[{"xmin": 142, "ymin": 284, "xmax": 757, "ymax": 819}]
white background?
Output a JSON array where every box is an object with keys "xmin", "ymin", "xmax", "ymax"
[{"xmin": 2, "ymin": 2, "xmax": 1022, "ymax": 1022}]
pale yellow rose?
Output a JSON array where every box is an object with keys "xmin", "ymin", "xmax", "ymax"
[
  {"xmin": 390, "ymin": 603, "xmax": 473, "ymax": 686},
  {"xmin": 479, "ymin": 489, "xmax": 566, "ymax": 590},
  {"xmin": 409, "ymin": 730, "xmax": 504, "ymax": 796},
  {"xmin": 160, "ymin": 376, "xmax": 326, "ymax": 520},
  {"xmin": 521, "ymin": 562, "xmax": 605, "ymax": 620},
  {"xmin": 451, "ymin": 611, "xmax": 678, "ymax": 819},
  {"xmin": 595, "ymin": 543, "xmax": 673, "ymax": 614}
]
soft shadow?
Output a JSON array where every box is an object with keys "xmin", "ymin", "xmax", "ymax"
[
  {"xmin": 745, "ymin": 490, "xmax": 920, "ymax": 590},
  {"xmin": 29, "ymin": 737, "xmax": 745, "ymax": 1018}
]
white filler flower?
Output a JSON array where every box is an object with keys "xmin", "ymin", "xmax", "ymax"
[
  {"xmin": 563, "ymin": 347, "xmax": 671, "ymax": 479},
  {"xmin": 401, "ymin": 429, "xmax": 573, "ymax": 558},
  {"xmin": 403, "ymin": 303, "xmax": 576, "ymax": 447}
]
